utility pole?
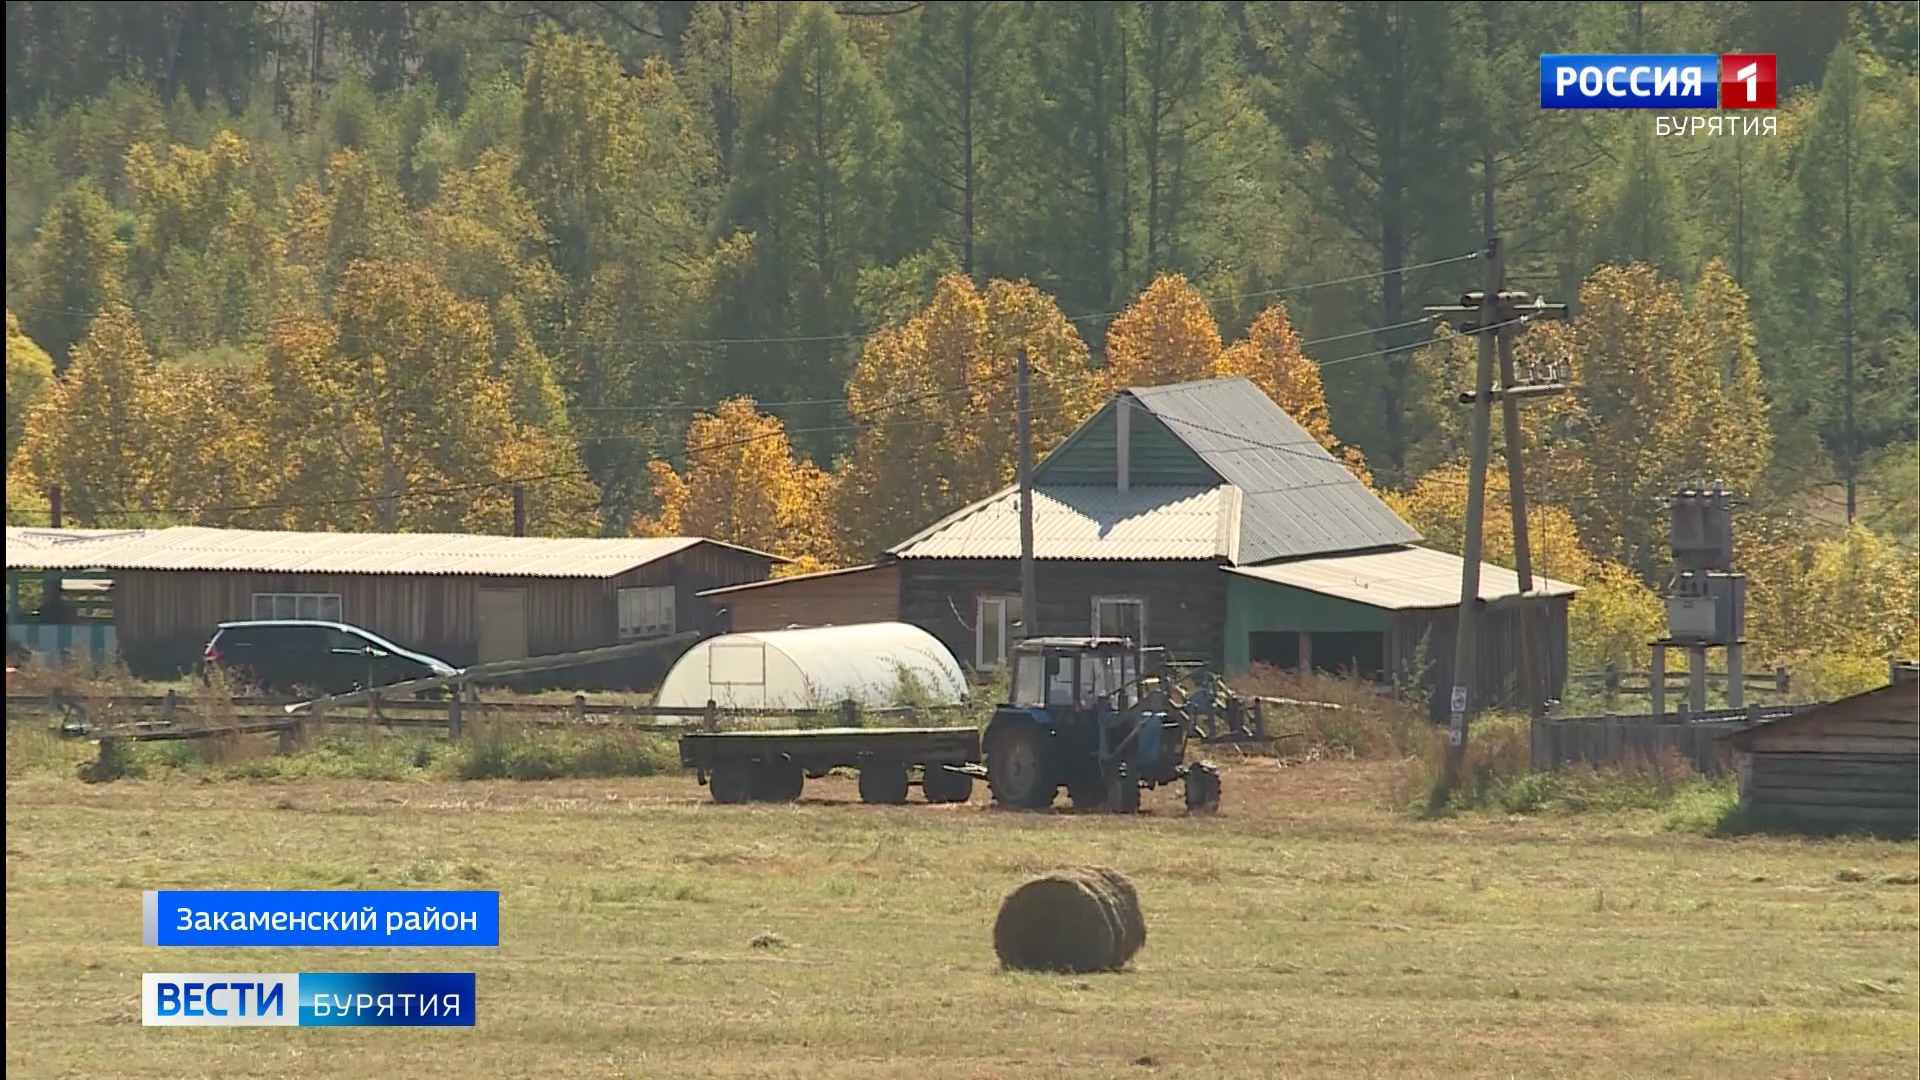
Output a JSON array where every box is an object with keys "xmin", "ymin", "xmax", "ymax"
[
  {"xmin": 1498, "ymin": 328, "xmax": 1539, "ymax": 718},
  {"xmin": 1016, "ymin": 347, "xmax": 1037, "ymax": 643},
  {"xmin": 1423, "ymin": 238, "xmax": 1570, "ymax": 812}
]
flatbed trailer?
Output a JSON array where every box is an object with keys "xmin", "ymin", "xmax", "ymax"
[{"xmin": 679, "ymin": 726, "xmax": 982, "ymax": 805}]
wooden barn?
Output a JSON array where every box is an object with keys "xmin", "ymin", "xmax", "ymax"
[
  {"xmin": 700, "ymin": 378, "xmax": 1577, "ymax": 717},
  {"xmin": 5, "ymin": 525, "xmax": 783, "ymax": 685},
  {"xmin": 1720, "ymin": 677, "xmax": 1918, "ymax": 837}
]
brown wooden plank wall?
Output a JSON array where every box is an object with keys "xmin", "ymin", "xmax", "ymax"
[
  {"xmin": 719, "ymin": 565, "xmax": 902, "ymax": 633},
  {"xmin": 111, "ymin": 543, "xmax": 774, "ymax": 677},
  {"xmin": 1393, "ymin": 596, "xmax": 1571, "ymax": 720}
]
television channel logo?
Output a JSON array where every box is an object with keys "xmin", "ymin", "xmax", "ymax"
[
  {"xmin": 143, "ymin": 973, "xmax": 476, "ymax": 1027},
  {"xmin": 1540, "ymin": 54, "xmax": 1777, "ymax": 109}
]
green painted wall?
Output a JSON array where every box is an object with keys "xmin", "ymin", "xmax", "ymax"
[
  {"xmin": 1223, "ymin": 573, "xmax": 1392, "ymax": 673},
  {"xmin": 1039, "ymin": 401, "xmax": 1218, "ymax": 486}
]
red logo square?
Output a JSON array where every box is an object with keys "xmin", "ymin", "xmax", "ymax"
[{"xmin": 1720, "ymin": 54, "xmax": 1777, "ymax": 109}]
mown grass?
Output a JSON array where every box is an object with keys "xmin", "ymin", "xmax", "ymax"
[{"xmin": 5, "ymin": 759, "xmax": 1917, "ymax": 1080}]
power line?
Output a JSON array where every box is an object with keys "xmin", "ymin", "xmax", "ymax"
[{"xmin": 28, "ymin": 251, "xmax": 1483, "ymax": 352}]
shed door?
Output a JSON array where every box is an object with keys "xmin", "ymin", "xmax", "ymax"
[{"xmin": 477, "ymin": 588, "xmax": 530, "ymax": 664}]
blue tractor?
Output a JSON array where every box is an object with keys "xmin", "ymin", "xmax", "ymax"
[{"xmin": 980, "ymin": 637, "xmax": 1269, "ymax": 814}]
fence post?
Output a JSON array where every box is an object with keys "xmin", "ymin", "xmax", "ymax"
[
  {"xmin": 447, "ymin": 691, "xmax": 464, "ymax": 740},
  {"xmin": 838, "ymin": 698, "xmax": 859, "ymax": 728},
  {"xmin": 161, "ymin": 689, "xmax": 177, "ymax": 724},
  {"xmin": 1775, "ymin": 666, "xmax": 1789, "ymax": 695},
  {"xmin": 1603, "ymin": 662, "xmax": 1618, "ymax": 709},
  {"xmin": 572, "ymin": 693, "xmax": 587, "ymax": 721},
  {"xmin": 703, "ymin": 700, "xmax": 720, "ymax": 733}
]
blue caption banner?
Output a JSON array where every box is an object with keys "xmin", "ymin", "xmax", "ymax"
[
  {"xmin": 1540, "ymin": 54, "xmax": 1719, "ymax": 109},
  {"xmin": 143, "ymin": 890, "xmax": 500, "ymax": 947},
  {"xmin": 143, "ymin": 973, "xmax": 476, "ymax": 1027}
]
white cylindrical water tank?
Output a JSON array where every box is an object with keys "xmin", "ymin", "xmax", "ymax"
[{"xmin": 654, "ymin": 621, "xmax": 969, "ymax": 710}]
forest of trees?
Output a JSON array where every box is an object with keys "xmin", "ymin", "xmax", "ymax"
[{"xmin": 4, "ymin": 1, "xmax": 1916, "ymax": 693}]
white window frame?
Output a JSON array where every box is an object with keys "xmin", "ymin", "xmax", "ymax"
[
  {"xmin": 975, "ymin": 594, "xmax": 1022, "ymax": 671},
  {"xmin": 617, "ymin": 585, "xmax": 676, "ymax": 640},
  {"xmin": 251, "ymin": 592, "xmax": 343, "ymax": 623},
  {"xmin": 1091, "ymin": 595, "xmax": 1146, "ymax": 643}
]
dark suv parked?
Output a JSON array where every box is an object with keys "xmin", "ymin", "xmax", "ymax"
[{"xmin": 202, "ymin": 620, "xmax": 458, "ymax": 697}]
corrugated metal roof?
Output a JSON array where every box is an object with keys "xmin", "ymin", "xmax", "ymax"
[
  {"xmin": 4, "ymin": 525, "xmax": 784, "ymax": 578},
  {"xmin": 888, "ymin": 485, "xmax": 1240, "ymax": 561},
  {"xmin": 1125, "ymin": 378, "xmax": 1422, "ymax": 563},
  {"xmin": 1225, "ymin": 545, "xmax": 1580, "ymax": 611}
]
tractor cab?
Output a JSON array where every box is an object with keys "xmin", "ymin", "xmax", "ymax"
[{"xmin": 1004, "ymin": 637, "xmax": 1150, "ymax": 715}]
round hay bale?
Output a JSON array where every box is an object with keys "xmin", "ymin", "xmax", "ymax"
[
  {"xmin": 1049, "ymin": 865, "xmax": 1138, "ymax": 965},
  {"xmin": 993, "ymin": 872, "xmax": 1120, "ymax": 974},
  {"xmin": 1081, "ymin": 866, "xmax": 1145, "ymax": 963}
]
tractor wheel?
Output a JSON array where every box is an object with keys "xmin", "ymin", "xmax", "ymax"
[
  {"xmin": 710, "ymin": 762, "xmax": 754, "ymax": 805},
  {"xmin": 1105, "ymin": 763, "xmax": 1141, "ymax": 814},
  {"xmin": 858, "ymin": 760, "xmax": 911, "ymax": 805},
  {"xmin": 751, "ymin": 758, "xmax": 805, "ymax": 803},
  {"xmin": 986, "ymin": 725, "xmax": 1055, "ymax": 810},
  {"xmin": 921, "ymin": 764, "xmax": 974, "ymax": 804},
  {"xmin": 1184, "ymin": 761, "xmax": 1221, "ymax": 814}
]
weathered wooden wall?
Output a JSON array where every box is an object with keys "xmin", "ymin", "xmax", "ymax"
[
  {"xmin": 897, "ymin": 559, "xmax": 1229, "ymax": 670},
  {"xmin": 111, "ymin": 543, "xmax": 773, "ymax": 679},
  {"xmin": 1396, "ymin": 597, "xmax": 1571, "ymax": 720},
  {"xmin": 719, "ymin": 565, "xmax": 901, "ymax": 633},
  {"xmin": 1737, "ymin": 752, "xmax": 1918, "ymax": 836},
  {"xmin": 1731, "ymin": 682, "xmax": 1918, "ymax": 836}
]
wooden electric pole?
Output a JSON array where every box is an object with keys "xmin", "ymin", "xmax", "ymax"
[
  {"xmin": 1497, "ymin": 327, "xmax": 1540, "ymax": 718},
  {"xmin": 1423, "ymin": 238, "xmax": 1570, "ymax": 812},
  {"xmin": 1016, "ymin": 347, "xmax": 1037, "ymax": 642}
]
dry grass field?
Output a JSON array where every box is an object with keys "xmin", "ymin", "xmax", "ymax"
[{"xmin": 6, "ymin": 754, "xmax": 1917, "ymax": 1080}]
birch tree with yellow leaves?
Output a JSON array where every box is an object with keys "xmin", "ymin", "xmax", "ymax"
[{"xmin": 634, "ymin": 397, "xmax": 837, "ymax": 572}]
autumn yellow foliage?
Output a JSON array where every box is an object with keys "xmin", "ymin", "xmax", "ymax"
[
  {"xmin": 634, "ymin": 397, "xmax": 837, "ymax": 567},
  {"xmin": 1217, "ymin": 303, "xmax": 1372, "ymax": 484},
  {"xmin": 1102, "ymin": 273, "xmax": 1225, "ymax": 390},
  {"xmin": 834, "ymin": 274, "xmax": 1101, "ymax": 558},
  {"xmin": 1103, "ymin": 274, "xmax": 1369, "ymax": 480},
  {"xmin": 1383, "ymin": 462, "xmax": 1595, "ymax": 586},
  {"xmin": 1516, "ymin": 261, "xmax": 1772, "ymax": 576}
]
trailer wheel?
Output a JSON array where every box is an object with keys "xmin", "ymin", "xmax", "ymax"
[
  {"xmin": 751, "ymin": 758, "xmax": 805, "ymax": 803},
  {"xmin": 858, "ymin": 760, "xmax": 910, "ymax": 805},
  {"xmin": 710, "ymin": 762, "xmax": 754, "ymax": 804},
  {"xmin": 921, "ymin": 763, "xmax": 973, "ymax": 804},
  {"xmin": 986, "ymin": 725, "xmax": 1055, "ymax": 810}
]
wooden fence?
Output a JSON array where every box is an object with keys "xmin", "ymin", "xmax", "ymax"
[
  {"xmin": 1566, "ymin": 665, "xmax": 1793, "ymax": 705},
  {"xmin": 6, "ymin": 690, "xmax": 954, "ymax": 737},
  {"xmin": 1530, "ymin": 704, "xmax": 1811, "ymax": 775}
]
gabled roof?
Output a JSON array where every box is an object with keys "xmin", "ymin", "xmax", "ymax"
[
  {"xmin": 1121, "ymin": 378, "xmax": 1420, "ymax": 563},
  {"xmin": 1226, "ymin": 545, "xmax": 1580, "ymax": 611},
  {"xmin": 1721, "ymin": 680, "xmax": 1918, "ymax": 750},
  {"xmin": 889, "ymin": 484, "xmax": 1240, "ymax": 561},
  {"xmin": 889, "ymin": 377, "xmax": 1420, "ymax": 564},
  {"xmin": 4, "ymin": 525, "xmax": 785, "ymax": 579}
]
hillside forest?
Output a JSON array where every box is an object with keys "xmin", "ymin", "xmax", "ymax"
[{"xmin": 4, "ymin": 1, "xmax": 1917, "ymax": 695}]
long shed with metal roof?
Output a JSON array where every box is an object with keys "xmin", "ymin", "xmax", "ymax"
[
  {"xmin": 6, "ymin": 526, "xmax": 783, "ymax": 682},
  {"xmin": 701, "ymin": 377, "xmax": 1577, "ymax": 717}
]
